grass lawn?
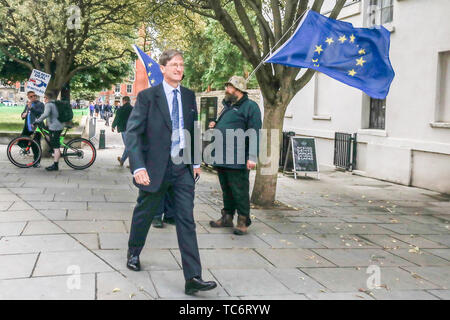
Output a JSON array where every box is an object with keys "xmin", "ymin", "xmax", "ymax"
[{"xmin": 0, "ymin": 104, "xmax": 87, "ymax": 132}]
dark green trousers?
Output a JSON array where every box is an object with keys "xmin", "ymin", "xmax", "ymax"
[{"xmin": 216, "ymin": 167, "xmax": 251, "ymax": 226}]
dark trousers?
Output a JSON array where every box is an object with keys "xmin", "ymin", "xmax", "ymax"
[
  {"xmin": 21, "ymin": 126, "xmax": 41, "ymax": 164},
  {"xmin": 216, "ymin": 167, "xmax": 251, "ymax": 224},
  {"xmin": 154, "ymin": 192, "xmax": 175, "ymax": 220},
  {"xmin": 128, "ymin": 161, "xmax": 201, "ymax": 280}
]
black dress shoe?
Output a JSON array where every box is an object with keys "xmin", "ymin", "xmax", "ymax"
[
  {"xmin": 126, "ymin": 251, "xmax": 141, "ymax": 271},
  {"xmin": 152, "ymin": 216, "xmax": 164, "ymax": 228},
  {"xmin": 185, "ymin": 277, "xmax": 217, "ymax": 295},
  {"xmin": 163, "ymin": 216, "xmax": 176, "ymax": 225}
]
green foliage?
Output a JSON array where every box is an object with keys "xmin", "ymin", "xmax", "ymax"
[
  {"xmin": 0, "ymin": 50, "xmax": 31, "ymax": 82},
  {"xmin": 183, "ymin": 19, "xmax": 258, "ymax": 91}
]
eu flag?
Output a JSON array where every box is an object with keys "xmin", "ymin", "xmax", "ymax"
[
  {"xmin": 132, "ymin": 45, "xmax": 164, "ymax": 88},
  {"xmin": 266, "ymin": 10, "xmax": 395, "ymax": 99}
]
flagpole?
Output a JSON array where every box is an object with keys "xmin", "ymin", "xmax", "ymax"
[{"xmin": 246, "ymin": 9, "xmax": 309, "ymax": 82}]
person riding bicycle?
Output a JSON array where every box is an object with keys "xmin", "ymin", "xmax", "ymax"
[{"xmin": 33, "ymin": 90, "xmax": 64, "ymax": 171}]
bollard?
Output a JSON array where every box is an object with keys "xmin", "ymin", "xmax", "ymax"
[{"xmin": 99, "ymin": 129, "xmax": 106, "ymax": 149}]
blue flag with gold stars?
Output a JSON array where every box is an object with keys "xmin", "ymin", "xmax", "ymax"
[
  {"xmin": 266, "ymin": 10, "xmax": 395, "ymax": 99},
  {"xmin": 132, "ymin": 45, "xmax": 163, "ymax": 88}
]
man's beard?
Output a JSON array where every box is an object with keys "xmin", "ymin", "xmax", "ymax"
[{"xmin": 224, "ymin": 93, "xmax": 238, "ymax": 104}]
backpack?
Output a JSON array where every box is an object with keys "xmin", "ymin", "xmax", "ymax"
[{"xmin": 55, "ymin": 100, "xmax": 73, "ymax": 123}]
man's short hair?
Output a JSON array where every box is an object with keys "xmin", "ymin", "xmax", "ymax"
[
  {"xmin": 27, "ymin": 91, "xmax": 35, "ymax": 96},
  {"xmin": 159, "ymin": 49, "xmax": 183, "ymax": 66},
  {"xmin": 122, "ymin": 96, "xmax": 130, "ymax": 103},
  {"xmin": 45, "ymin": 89, "xmax": 58, "ymax": 100}
]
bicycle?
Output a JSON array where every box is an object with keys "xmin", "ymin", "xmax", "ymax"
[{"xmin": 7, "ymin": 124, "xmax": 97, "ymax": 170}]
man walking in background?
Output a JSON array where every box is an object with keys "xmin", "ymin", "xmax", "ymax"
[
  {"xmin": 112, "ymin": 96, "xmax": 133, "ymax": 167},
  {"xmin": 21, "ymin": 91, "xmax": 45, "ymax": 168},
  {"xmin": 209, "ymin": 76, "xmax": 262, "ymax": 235},
  {"xmin": 125, "ymin": 49, "xmax": 217, "ymax": 295}
]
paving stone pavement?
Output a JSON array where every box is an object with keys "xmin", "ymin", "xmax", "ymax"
[{"xmin": 0, "ymin": 120, "xmax": 449, "ymax": 300}]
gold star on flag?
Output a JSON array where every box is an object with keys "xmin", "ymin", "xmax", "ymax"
[
  {"xmin": 359, "ymin": 49, "xmax": 366, "ymax": 55},
  {"xmin": 349, "ymin": 34, "xmax": 355, "ymax": 43},
  {"xmin": 148, "ymin": 72, "xmax": 152, "ymax": 76},
  {"xmin": 314, "ymin": 45, "xmax": 323, "ymax": 55},
  {"xmin": 325, "ymin": 37, "xmax": 334, "ymax": 45},
  {"xmin": 348, "ymin": 69, "xmax": 357, "ymax": 76},
  {"xmin": 151, "ymin": 80, "xmax": 155, "ymax": 84},
  {"xmin": 338, "ymin": 35, "xmax": 347, "ymax": 43},
  {"xmin": 356, "ymin": 57, "xmax": 366, "ymax": 66},
  {"xmin": 148, "ymin": 63, "xmax": 152, "ymax": 67}
]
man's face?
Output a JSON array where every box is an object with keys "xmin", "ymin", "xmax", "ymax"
[
  {"xmin": 27, "ymin": 93, "xmax": 37, "ymax": 103},
  {"xmin": 224, "ymin": 85, "xmax": 239, "ymax": 103},
  {"xmin": 161, "ymin": 55, "xmax": 184, "ymax": 84}
]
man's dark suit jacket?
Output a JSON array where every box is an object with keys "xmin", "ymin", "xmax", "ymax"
[{"xmin": 125, "ymin": 83, "xmax": 200, "ymax": 193}]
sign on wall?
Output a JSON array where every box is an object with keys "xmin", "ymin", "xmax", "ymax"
[{"xmin": 26, "ymin": 69, "xmax": 51, "ymax": 97}]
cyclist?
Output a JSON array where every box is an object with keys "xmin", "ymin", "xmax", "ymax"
[{"xmin": 33, "ymin": 90, "xmax": 64, "ymax": 171}]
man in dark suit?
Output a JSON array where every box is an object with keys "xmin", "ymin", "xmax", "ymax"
[
  {"xmin": 125, "ymin": 49, "xmax": 217, "ymax": 295},
  {"xmin": 21, "ymin": 91, "xmax": 45, "ymax": 167}
]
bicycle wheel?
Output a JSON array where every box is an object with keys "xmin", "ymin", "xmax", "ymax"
[
  {"xmin": 63, "ymin": 138, "xmax": 96, "ymax": 170},
  {"xmin": 7, "ymin": 136, "xmax": 42, "ymax": 168}
]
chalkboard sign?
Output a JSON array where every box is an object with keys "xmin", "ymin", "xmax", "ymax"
[{"xmin": 283, "ymin": 137, "xmax": 320, "ymax": 179}]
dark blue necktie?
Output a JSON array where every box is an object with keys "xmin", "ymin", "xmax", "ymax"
[{"xmin": 171, "ymin": 89, "xmax": 180, "ymax": 157}]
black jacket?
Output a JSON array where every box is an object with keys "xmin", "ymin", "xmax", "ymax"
[
  {"xmin": 125, "ymin": 83, "xmax": 200, "ymax": 192},
  {"xmin": 112, "ymin": 102, "xmax": 133, "ymax": 133}
]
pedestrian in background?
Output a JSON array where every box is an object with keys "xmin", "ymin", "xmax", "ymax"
[
  {"xmin": 112, "ymin": 96, "xmax": 133, "ymax": 167},
  {"xmin": 89, "ymin": 102, "xmax": 95, "ymax": 117}
]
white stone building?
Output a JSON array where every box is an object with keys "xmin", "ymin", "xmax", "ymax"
[{"xmin": 284, "ymin": 0, "xmax": 450, "ymax": 194}]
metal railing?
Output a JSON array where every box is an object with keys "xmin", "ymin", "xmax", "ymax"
[{"xmin": 333, "ymin": 132, "xmax": 357, "ymax": 171}]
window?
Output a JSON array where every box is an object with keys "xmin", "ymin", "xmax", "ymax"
[
  {"xmin": 126, "ymin": 84, "xmax": 133, "ymax": 93},
  {"xmin": 369, "ymin": 98, "xmax": 386, "ymax": 129},
  {"xmin": 436, "ymin": 51, "xmax": 450, "ymax": 123},
  {"xmin": 20, "ymin": 82, "xmax": 25, "ymax": 92},
  {"xmin": 367, "ymin": 0, "xmax": 393, "ymax": 27},
  {"xmin": 115, "ymin": 84, "xmax": 121, "ymax": 93}
]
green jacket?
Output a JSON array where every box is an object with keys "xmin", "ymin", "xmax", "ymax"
[
  {"xmin": 213, "ymin": 94, "xmax": 262, "ymax": 169},
  {"xmin": 112, "ymin": 102, "xmax": 132, "ymax": 133}
]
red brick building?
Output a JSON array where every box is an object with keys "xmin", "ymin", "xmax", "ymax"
[{"xmin": 97, "ymin": 57, "xmax": 150, "ymax": 105}]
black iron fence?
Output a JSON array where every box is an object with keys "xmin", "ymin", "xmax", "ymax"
[{"xmin": 333, "ymin": 132, "xmax": 357, "ymax": 171}]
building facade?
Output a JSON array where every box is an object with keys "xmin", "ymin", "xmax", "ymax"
[
  {"xmin": 0, "ymin": 81, "xmax": 27, "ymax": 105},
  {"xmin": 97, "ymin": 58, "xmax": 149, "ymax": 105},
  {"xmin": 283, "ymin": 0, "xmax": 450, "ymax": 193}
]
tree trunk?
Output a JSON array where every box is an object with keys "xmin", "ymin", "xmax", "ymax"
[
  {"xmin": 250, "ymin": 102, "xmax": 285, "ymax": 206},
  {"xmin": 60, "ymin": 82, "xmax": 70, "ymax": 101}
]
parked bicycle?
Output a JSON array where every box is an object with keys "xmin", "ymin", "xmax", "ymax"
[{"xmin": 7, "ymin": 124, "xmax": 96, "ymax": 170}]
